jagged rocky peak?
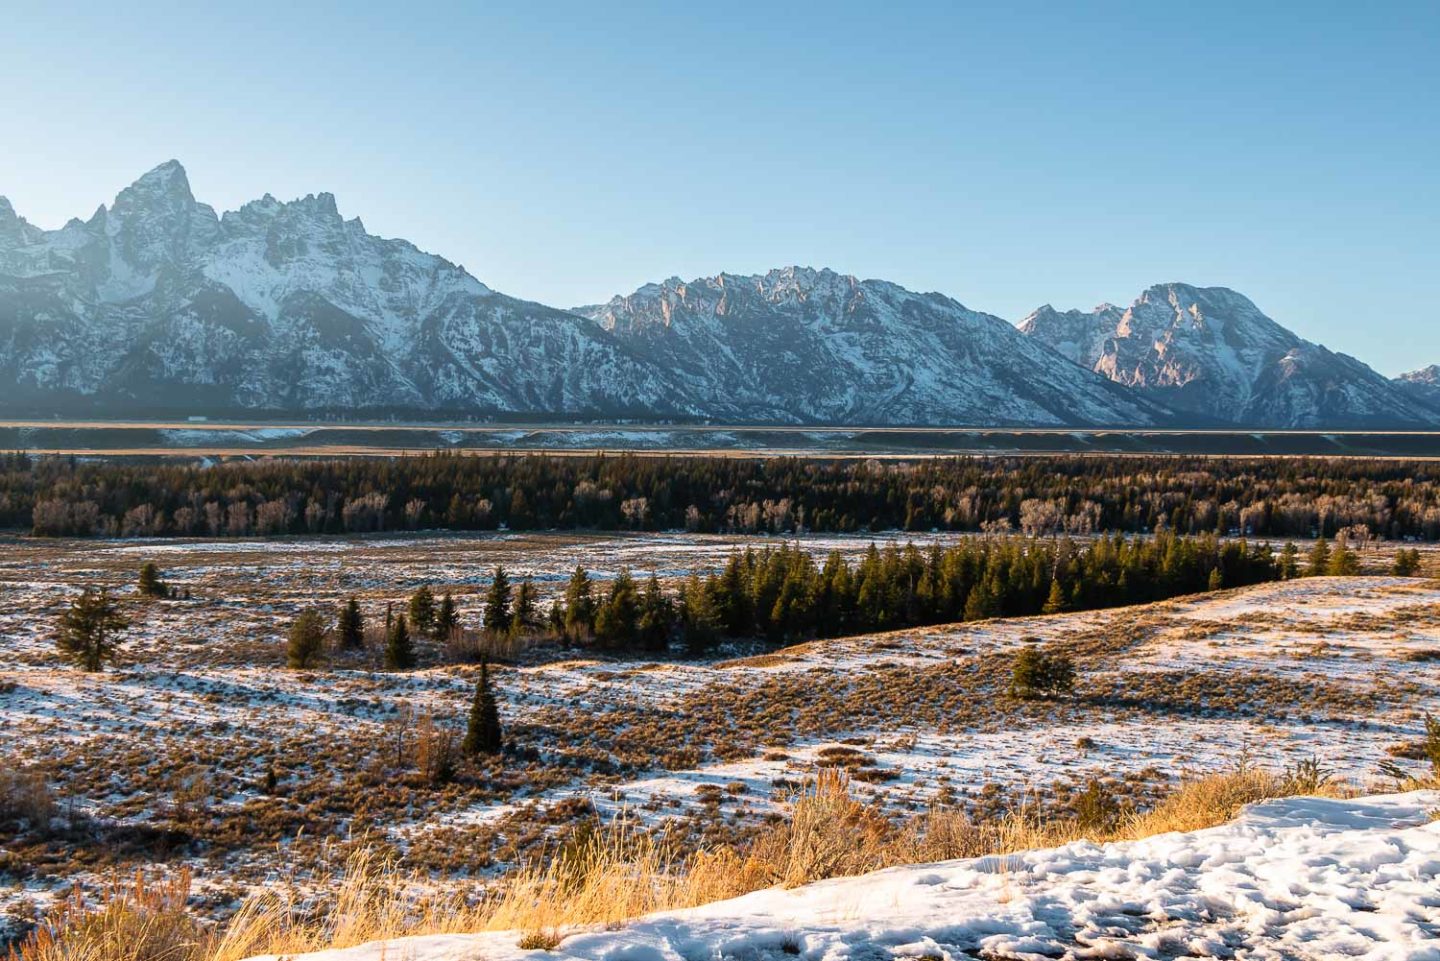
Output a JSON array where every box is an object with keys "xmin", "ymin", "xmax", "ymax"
[{"xmin": 101, "ymin": 159, "xmax": 220, "ymax": 272}]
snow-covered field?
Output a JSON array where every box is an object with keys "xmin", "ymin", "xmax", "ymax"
[
  {"xmin": 1, "ymin": 532, "xmax": 1438, "ymax": 944},
  {"xmin": 247, "ymin": 790, "xmax": 1440, "ymax": 961}
]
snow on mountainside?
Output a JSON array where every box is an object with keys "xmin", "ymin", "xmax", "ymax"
[
  {"xmin": 1, "ymin": 164, "xmax": 1428, "ymax": 427},
  {"xmin": 247, "ymin": 790, "xmax": 1440, "ymax": 961},
  {"xmin": 1018, "ymin": 284, "xmax": 1436, "ymax": 428},
  {"xmin": 576, "ymin": 267, "xmax": 1167, "ymax": 426},
  {"xmin": 1396, "ymin": 365, "xmax": 1440, "ymax": 411},
  {"xmin": 0, "ymin": 162, "xmax": 695, "ymax": 418}
]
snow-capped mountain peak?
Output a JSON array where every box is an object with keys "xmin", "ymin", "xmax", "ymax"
[{"xmin": 1019, "ymin": 283, "xmax": 1435, "ymax": 428}]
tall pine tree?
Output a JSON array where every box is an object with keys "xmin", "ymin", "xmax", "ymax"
[
  {"xmin": 513, "ymin": 579, "xmax": 537, "ymax": 634},
  {"xmin": 483, "ymin": 567, "xmax": 512, "ymax": 635},
  {"xmin": 463, "ymin": 661, "xmax": 503, "ymax": 756},
  {"xmin": 337, "ymin": 597, "xmax": 364, "ymax": 650},
  {"xmin": 385, "ymin": 613, "xmax": 416, "ymax": 670},
  {"xmin": 56, "ymin": 588, "xmax": 129, "ymax": 672},
  {"xmin": 408, "ymin": 586, "xmax": 437, "ymax": 637},
  {"xmin": 287, "ymin": 609, "xmax": 326, "ymax": 669},
  {"xmin": 637, "ymin": 574, "xmax": 672, "ymax": 651},
  {"xmin": 435, "ymin": 592, "xmax": 459, "ymax": 640},
  {"xmin": 562, "ymin": 566, "xmax": 595, "ymax": 640}
]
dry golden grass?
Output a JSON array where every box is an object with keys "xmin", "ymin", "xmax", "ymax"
[
  {"xmin": 12, "ymin": 870, "xmax": 209, "ymax": 961},
  {"xmin": 8, "ymin": 760, "xmax": 1352, "ymax": 961}
]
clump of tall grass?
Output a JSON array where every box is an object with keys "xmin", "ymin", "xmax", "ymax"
[{"xmin": 12, "ymin": 869, "xmax": 208, "ymax": 961}]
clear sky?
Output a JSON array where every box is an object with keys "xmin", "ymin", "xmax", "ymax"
[{"xmin": 2, "ymin": 1, "xmax": 1436, "ymax": 373}]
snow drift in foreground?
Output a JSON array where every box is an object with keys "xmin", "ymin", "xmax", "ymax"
[{"xmin": 249, "ymin": 791, "xmax": 1440, "ymax": 961}]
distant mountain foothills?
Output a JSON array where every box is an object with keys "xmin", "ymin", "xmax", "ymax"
[{"xmin": 0, "ymin": 161, "xmax": 1434, "ymax": 428}]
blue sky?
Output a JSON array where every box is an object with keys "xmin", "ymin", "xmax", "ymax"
[{"xmin": 2, "ymin": 1, "xmax": 1436, "ymax": 373}]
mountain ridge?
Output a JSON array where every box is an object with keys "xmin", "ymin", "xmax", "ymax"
[
  {"xmin": 0, "ymin": 162, "xmax": 1431, "ymax": 428},
  {"xmin": 576, "ymin": 266, "xmax": 1168, "ymax": 426}
]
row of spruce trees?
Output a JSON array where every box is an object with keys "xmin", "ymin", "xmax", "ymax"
[
  {"xmin": 327, "ymin": 533, "xmax": 1285, "ymax": 658},
  {"xmin": 548, "ymin": 532, "xmax": 1286, "ymax": 652},
  {"xmin": 284, "ymin": 533, "xmax": 1395, "ymax": 663},
  {"xmin": 56, "ymin": 532, "xmax": 1397, "ymax": 677}
]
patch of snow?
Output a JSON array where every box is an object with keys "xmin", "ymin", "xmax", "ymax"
[{"xmin": 245, "ymin": 790, "xmax": 1440, "ymax": 961}]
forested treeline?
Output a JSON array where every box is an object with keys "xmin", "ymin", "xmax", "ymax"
[
  {"xmin": 553, "ymin": 532, "xmax": 1282, "ymax": 652},
  {"xmin": 2, "ymin": 451, "xmax": 1439, "ymax": 540}
]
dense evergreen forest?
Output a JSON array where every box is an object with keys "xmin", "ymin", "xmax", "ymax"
[
  {"xmin": 1, "ymin": 451, "xmax": 1437, "ymax": 540},
  {"xmin": 547, "ymin": 532, "xmax": 1284, "ymax": 652}
]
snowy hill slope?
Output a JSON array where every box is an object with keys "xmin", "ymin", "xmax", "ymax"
[
  {"xmin": 575, "ymin": 267, "xmax": 1168, "ymax": 426},
  {"xmin": 247, "ymin": 790, "xmax": 1440, "ymax": 961},
  {"xmin": 1019, "ymin": 284, "xmax": 1436, "ymax": 428}
]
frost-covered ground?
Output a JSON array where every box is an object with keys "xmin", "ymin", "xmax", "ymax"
[
  {"xmin": 246, "ymin": 790, "xmax": 1440, "ymax": 961},
  {"xmin": 1, "ymin": 532, "xmax": 1438, "ymax": 939}
]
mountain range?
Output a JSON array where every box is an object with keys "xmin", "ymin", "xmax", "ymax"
[{"xmin": 0, "ymin": 162, "xmax": 1433, "ymax": 428}]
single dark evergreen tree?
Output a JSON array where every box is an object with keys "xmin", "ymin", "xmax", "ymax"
[
  {"xmin": 1278, "ymin": 542, "xmax": 1300, "ymax": 579},
  {"xmin": 680, "ymin": 574, "xmax": 721, "ymax": 654},
  {"xmin": 435, "ymin": 592, "xmax": 460, "ymax": 640},
  {"xmin": 385, "ymin": 613, "xmax": 416, "ymax": 670},
  {"xmin": 1393, "ymin": 548, "xmax": 1422, "ymax": 576},
  {"xmin": 562, "ymin": 566, "xmax": 595, "ymax": 640},
  {"xmin": 1306, "ymin": 538, "xmax": 1331, "ymax": 577},
  {"xmin": 337, "ymin": 597, "xmax": 365, "ymax": 650},
  {"xmin": 513, "ymin": 580, "xmax": 537, "ymax": 634},
  {"xmin": 463, "ymin": 661, "xmax": 503, "ymax": 757},
  {"xmin": 483, "ymin": 567, "xmax": 513, "ymax": 635},
  {"xmin": 1327, "ymin": 540, "xmax": 1360, "ymax": 576},
  {"xmin": 1041, "ymin": 578, "xmax": 1068, "ymax": 615},
  {"xmin": 1009, "ymin": 647, "xmax": 1076, "ymax": 699},
  {"xmin": 595, "ymin": 569, "xmax": 639, "ymax": 648},
  {"xmin": 408, "ymin": 586, "xmax": 437, "ymax": 637},
  {"xmin": 137, "ymin": 562, "xmax": 169, "ymax": 599},
  {"xmin": 637, "ymin": 574, "xmax": 673, "ymax": 651},
  {"xmin": 287, "ymin": 609, "xmax": 327, "ymax": 669},
  {"xmin": 56, "ymin": 588, "xmax": 129, "ymax": 672},
  {"xmin": 963, "ymin": 580, "xmax": 999, "ymax": 621}
]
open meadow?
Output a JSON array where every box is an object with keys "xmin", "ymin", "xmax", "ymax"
[{"xmin": 2, "ymin": 530, "xmax": 1438, "ymax": 952}]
